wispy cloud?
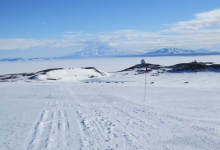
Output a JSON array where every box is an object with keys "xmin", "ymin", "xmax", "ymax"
[
  {"xmin": 63, "ymin": 31, "xmax": 93, "ymax": 39},
  {"xmin": 1, "ymin": 8, "xmax": 220, "ymax": 52},
  {"xmin": 0, "ymin": 39, "xmax": 79, "ymax": 50},
  {"xmin": 168, "ymin": 9, "xmax": 220, "ymax": 31},
  {"xmin": 0, "ymin": 39, "xmax": 53, "ymax": 50}
]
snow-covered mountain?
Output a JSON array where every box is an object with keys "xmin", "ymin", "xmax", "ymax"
[
  {"xmin": 62, "ymin": 45, "xmax": 121, "ymax": 58},
  {"xmin": 60, "ymin": 45, "xmax": 147, "ymax": 58},
  {"xmin": 145, "ymin": 48, "xmax": 219, "ymax": 56},
  {"xmin": 62, "ymin": 47, "xmax": 220, "ymax": 58}
]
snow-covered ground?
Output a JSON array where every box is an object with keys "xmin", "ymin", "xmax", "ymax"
[{"xmin": 1, "ymin": 56, "xmax": 220, "ymax": 150}]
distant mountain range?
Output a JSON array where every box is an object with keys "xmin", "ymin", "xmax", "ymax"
[
  {"xmin": 58, "ymin": 47, "xmax": 220, "ymax": 58},
  {"xmin": 1, "ymin": 47, "xmax": 220, "ymax": 61},
  {"xmin": 60, "ymin": 45, "xmax": 121, "ymax": 58},
  {"xmin": 59, "ymin": 45, "xmax": 145, "ymax": 58},
  {"xmin": 145, "ymin": 48, "xmax": 220, "ymax": 56}
]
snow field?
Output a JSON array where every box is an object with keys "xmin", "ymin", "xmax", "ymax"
[
  {"xmin": 1, "ymin": 56, "xmax": 220, "ymax": 150},
  {"xmin": 1, "ymin": 75, "xmax": 220, "ymax": 150}
]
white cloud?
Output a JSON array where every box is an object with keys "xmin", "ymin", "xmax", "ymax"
[
  {"xmin": 0, "ymin": 39, "xmax": 52, "ymax": 50},
  {"xmin": 63, "ymin": 31, "xmax": 93, "ymax": 39},
  {"xmin": 0, "ymin": 39, "xmax": 79, "ymax": 50},
  {"xmin": 1, "ymin": 9, "xmax": 220, "ymax": 52},
  {"xmin": 167, "ymin": 9, "xmax": 220, "ymax": 32}
]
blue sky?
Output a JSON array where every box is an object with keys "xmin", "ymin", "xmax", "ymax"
[{"xmin": 1, "ymin": 0, "xmax": 220, "ymax": 58}]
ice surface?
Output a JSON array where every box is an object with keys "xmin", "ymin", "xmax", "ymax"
[{"xmin": 1, "ymin": 55, "xmax": 220, "ymax": 74}]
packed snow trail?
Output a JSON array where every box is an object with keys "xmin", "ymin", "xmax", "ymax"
[
  {"xmin": 22, "ymin": 101, "xmax": 80, "ymax": 150},
  {"xmin": 62, "ymin": 84, "xmax": 220, "ymax": 150},
  {"xmin": 22, "ymin": 84, "xmax": 162, "ymax": 150},
  {"xmin": 1, "ymin": 81, "xmax": 220, "ymax": 150}
]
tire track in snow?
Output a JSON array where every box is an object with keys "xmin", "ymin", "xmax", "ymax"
[
  {"xmin": 45, "ymin": 85, "xmax": 162, "ymax": 149},
  {"xmin": 22, "ymin": 101, "xmax": 74, "ymax": 150}
]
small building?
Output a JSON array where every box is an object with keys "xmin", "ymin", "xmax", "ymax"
[{"xmin": 141, "ymin": 59, "xmax": 146, "ymax": 64}]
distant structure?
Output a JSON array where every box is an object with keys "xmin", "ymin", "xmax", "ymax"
[
  {"xmin": 141, "ymin": 59, "xmax": 146, "ymax": 64},
  {"xmin": 192, "ymin": 60, "xmax": 197, "ymax": 64}
]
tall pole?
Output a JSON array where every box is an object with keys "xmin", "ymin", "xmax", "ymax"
[{"xmin": 144, "ymin": 71, "xmax": 147, "ymax": 101}]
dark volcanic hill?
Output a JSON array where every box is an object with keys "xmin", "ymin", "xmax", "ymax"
[{"xmin": 118, "ymin": 61, "xmax": 220, "ymax": 74}]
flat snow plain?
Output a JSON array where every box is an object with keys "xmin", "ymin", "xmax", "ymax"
[{"xmin": 1, "ymin": 56, "xmax": 220, "ymax": 150}]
